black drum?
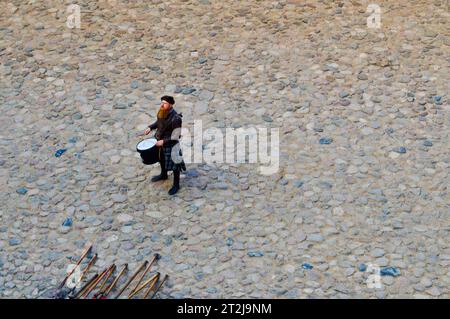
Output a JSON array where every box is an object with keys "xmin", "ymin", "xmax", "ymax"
[{"xmin": 136, "ymin": 138, "xmax": 159, "ymax": 165}]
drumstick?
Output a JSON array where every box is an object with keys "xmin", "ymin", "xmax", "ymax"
[
  {"xmin": 79, "ymin": 253, "xmax": 97, "ymax": 283},
  {"xmin": 143, "ymin": 273, "xmax": 161, "ymax": 299},
  {"xmin": 129, "ymin": 253, "xmax": 160, "ymax": 296},
  {"xmin": 66, "ymin": 253, "xmax": 97, "ymax": 298},
  {"xmin": 149, "ymin": 274, "xmax": 169, "ymax": 299},
  {"xmin": 104, "ymin": 264, "xmax": 128, "ymax": 297},
  {"xmin": 94, "ymin": 264, "xmax": 116, "ymax": 298},
  {"xmin": 128, "ymin": 273, "xmax": 159, "ymax": 299},
  {"xmin": 72, "ymin": 273, "xmax": 98, "ymax": 299},
  {"xmin": 59, "ymin": 244, "xmax": 92, "ymax": 289},
  {"xmin": 82, "ymin": 266, "xmax": 111, "ymax": 298},
  {"xmin": 114, "ymin": 261, "xmax": 148, "ymax": 299},
  {"xmin": 75, "ymin": 272, "xmax": 102, "ymax": 299}
]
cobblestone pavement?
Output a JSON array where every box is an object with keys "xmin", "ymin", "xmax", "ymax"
[{"xmin": 0, "ymin": 0, "xmax": 448, "ymax": 298}]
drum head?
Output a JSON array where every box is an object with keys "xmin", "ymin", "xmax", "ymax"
[{"xmin": 137, "ymin": 138, "xmax": 157, "ymax": 151}]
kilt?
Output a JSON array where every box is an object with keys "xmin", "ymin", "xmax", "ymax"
[{"xmin": 159, "ymin": 144, "xmax": 186, "ymax": 172}]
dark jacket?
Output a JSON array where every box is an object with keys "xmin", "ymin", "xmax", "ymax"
[{"xmin": 148, "ymin": 108, "xmax": 182, "ymax": 147}]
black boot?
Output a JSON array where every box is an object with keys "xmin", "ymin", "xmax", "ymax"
[
  {"xmin": 168, "ymin": 170, "xmax": 180, "ymax": 195},
  {"xmin": 151, "ymin": 172, "xmax": 168, "ymax": 182},
  {"xmin": 151, "ymin": 163, "xmax": 168, "ymax": 182},
  {"xmin": 152, "ymin": 160, "xmax": 167, "ymax": 182}
]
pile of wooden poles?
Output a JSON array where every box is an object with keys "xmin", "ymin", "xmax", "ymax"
[{"xmin": 56, "ymin": 244, "xmax": 169, "ymax": 299}]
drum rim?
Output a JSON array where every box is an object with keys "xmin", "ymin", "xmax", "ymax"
[{"xmin": 136, "ymin": 138, "xmax": 157, "ymax": 151}]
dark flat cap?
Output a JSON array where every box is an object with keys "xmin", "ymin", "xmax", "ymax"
[{"xmin": 161, "ymin": 95, "xmax": 175, "ymax": 105}]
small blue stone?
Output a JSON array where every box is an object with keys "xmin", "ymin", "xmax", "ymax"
[
  {"xmin": 131, "ymin": 80, "xmax": 139, "ymax": 89},
  {"xmin": 369, "ymin": 188, "xmax": 383, "ymax": 196},
  {"xmin": 339, "ymin": 91, "xmax": 349, "ymax": 98},
  {"xmin": 194, "ymin": 272, "xmax": 204, "ymax": 280},
  {"xmin": 206, "ymin": 287, "xmax": 217, "ymax": 294},
  {"xmin": 433, "ymin": 95, "xmax": 441, "ymax": 102},
  {"xmin": 226, "ymin": 237, "xmax": 233, "ymax": 246},
  {"xmin": 198, "ymin": 57, "xmax": 207, "ymax": 64},
  {"xmin": 319, "ymin": 137, "xmax": 333, "ymax": 145},
  {"xmin": 247, "ymin": 251, "xmax": 264, "ymax": 257},
  {"xmin": 181, "ymin": 87, "xmax": 196, "ymax": 95},
  {"xmin": 262, "ymin": 115, "xmax": 273, "ymax": 122},
  {"xmin": 164, "ymin": 236, "xmax": 172, "ymax": 246},
  {"xmin": 293, "ymin": 180, "xmax": 304, "ymax": 188},
  {"xmin": 16, "ymin": 187, "xmax": 28, "ymax": 195},
  {"xmin": 189, "ymin": 204, "xmax": 199, "ymax": 213},
  {"xmin": 186, "ymin": 169, "xmax": 199, "ymax": 178},
  {"xmin": 62, "ymin": 217, "xmax": 73, "ymax": 227},
  {"xmin": 302, "ymin": 263, "xmax": 313, "ymax": 270},
  {"xmin": 174, "ymin": 86, "xmax": 182, "ymax": 93},
  {"xmin": 313, "ymin": 127, "xmax": 323, "ymax": 132},
  {"xmin": 385, "ymin": 128, "xmax": 394, "ymax": 134},
  {"xmin": 423, "ymin": 140, "xmax": 433, "ymax": 147},
  {"xmin": 55, "ymin": 149, "xmax": 67, "ymax": 157},
  {"xmin": 393, "ymin": 146, "xmax": 406, "ymax": 154},
  {"xmin": 68, "ymin": 137, "xmax": 77, "ymax": 144},
  {"xmin": 9, "ymin": 238, "xmax": 21, "ymax": 246},
  {"xmin": 380, "ymin": 267, "xmax": 400, "ymax": 277},
  {"xmin": 358, "ymin": 263, "xmax": 367, "ymax": 272}
]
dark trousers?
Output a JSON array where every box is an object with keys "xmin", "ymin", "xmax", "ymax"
[{"xmin": 159, "ymin": 156, "xmax": 180, "ymax": 186}]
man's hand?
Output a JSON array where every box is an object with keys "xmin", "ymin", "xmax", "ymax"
[
  {"xmin": 144, "ymin": 128, "xmax": 151, "ymax": 135},
  {"xmin": 156, "ymin": 140, "xmax": 164, "ymax": 147}
]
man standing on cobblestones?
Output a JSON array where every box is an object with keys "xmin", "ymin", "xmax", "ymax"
[{"xmin": 144, "ymin": 96, "xmax": 186, "ymax": 195}]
